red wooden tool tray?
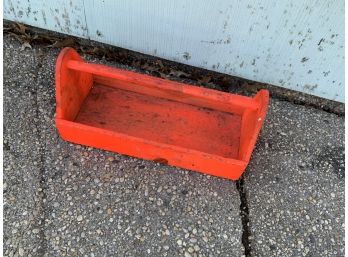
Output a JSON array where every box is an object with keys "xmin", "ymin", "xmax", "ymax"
[{"xmin": 55, "ymin": 47, "xmax": 269, "ymax": 180}]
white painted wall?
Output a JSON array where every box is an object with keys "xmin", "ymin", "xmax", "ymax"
[{"xmin": 4, "ymin": 0, "xmax": 344, "ymax": 102}]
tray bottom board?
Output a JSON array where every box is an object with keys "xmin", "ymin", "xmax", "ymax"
[{"xmin": 75, "ymin": 83, "xmax": 241, "ymax": 158}]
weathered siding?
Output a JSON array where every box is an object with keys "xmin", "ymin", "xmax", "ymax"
[{"xmin": 4, "ymin": 0, "xmax": 344, "ymax": 102}]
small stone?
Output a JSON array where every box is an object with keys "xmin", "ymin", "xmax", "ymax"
[
  {"xmin": 18, "ymin": 248, "xmax": 24, "ymax": 256},
  {"xmin": 107, "ymin": 157, "xmax": 114, "ymax": 162},
  {"xmin": 194, "ymin": 245, "xmax": 200, "ymax": 251},
  {"xmin": 177, "ymin": 239, "xmax": 183, "ymax": 246},
  {"xmin": 32, "ymin": 228, "xmax": 39, "ymax": 234},
  {"xmin": 107, "ymin": 208, "xmax": 112, "ymax": 215},
  {"xmin": 192, "ymin": 228, "xmax": 197, "ymax": 235},
  {"xmin": 190, "ymin": 238, "xmax": 197, "ymax": 243},
  {"xmin": 188, "ymin": 247, "xmax": 194, "ymax": 253},
  {"xmin": 77, "ymin": 215, "xmax": 83, "ymax": 221},
  {"xmin": 163, "ymin": 245, "xmax": 169, "ymax": 250},
  {"xmin": 184, "ymin": 252, "xmax": 192, "ymax": 257}
]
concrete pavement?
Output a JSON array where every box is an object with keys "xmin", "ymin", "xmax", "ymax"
[{"xmin": 3, "ymin": 34, "xmax": 344, "ymax": 257}]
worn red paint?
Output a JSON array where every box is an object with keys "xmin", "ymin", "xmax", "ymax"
[{"xmin": 55, "ymin": 47, "xmax": 269, "ymax": 180}]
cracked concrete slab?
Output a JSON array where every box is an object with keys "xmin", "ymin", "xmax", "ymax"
[
  {"xmin": 243, "ymin": 99, "xmax": 345, "ymax": 257},
  {"xmin": 4, "ymin": 30, "xmax": 345, "ymax": 257},
  {"xmin": 4, "ymin": 34, "xmax": 244, "ymax": 257}
]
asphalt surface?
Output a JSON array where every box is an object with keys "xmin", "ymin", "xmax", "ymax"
[{"xmin": 3, "ymin": 34, "xmax": 345, "ymax": 257}]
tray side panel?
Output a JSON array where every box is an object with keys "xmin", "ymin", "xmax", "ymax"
[
  {"xmin": 56, "ymin": 119, "xmax": 246, "ymax": 180},
  {"xmin": 66, "ymin": 60, "xmax": 258, "ymax": 115},
  {"xmin": 55, "ymin": 48, "xmax": 93, "ymax": 121},
  {"xmin": 239, "ymin": 90, "xmax": 269, "ymax": 161}
]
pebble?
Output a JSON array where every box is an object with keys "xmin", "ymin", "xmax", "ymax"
[
  {"xmin": 32, "ymin": 229, "xmax": 39, "ymax": 234},
  {"xmin": 190, "ymin": 238, "xmax": 197, "ymax": 243},
  {"xmin": 194, "ymin": 245, "xmax": 200, "ymax": 251},
  {"xmin": 107, "ymin": 157, "xmax": 114, "ymax": 162},
  {"xmin": 18, "ymin": 248, "xmax": 24, "ymax": 256},
  {"xmin": 184, "ymin": 252, "xmax": 192, "ymax": 257},
  {"xmin": 77, "ymin": 215, "xmax": 83, "ymax": 221},
  {"xmin": 177, "ymin": 239, "xmax": 183, "ymax": 246}
]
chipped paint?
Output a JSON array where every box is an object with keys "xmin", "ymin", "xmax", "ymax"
[{"xmin": 4, "ymin": 0, "xmax": 344, "ymax": 102}]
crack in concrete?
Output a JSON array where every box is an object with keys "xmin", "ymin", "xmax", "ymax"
[
  {"xmin": 32, "ymin": 51, "xmax": 49, "ymax": 256},
  {"xmin": 236, "ymin": 176, "xmax": 252, "ymax": 257}
]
